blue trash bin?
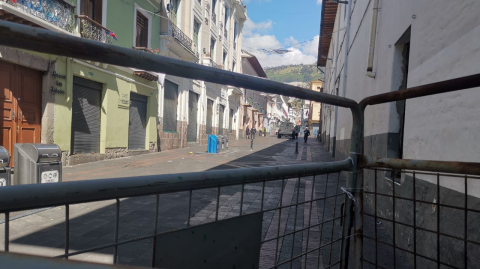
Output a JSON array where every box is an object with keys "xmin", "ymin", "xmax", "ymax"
[{"xmin": 208, "ymin": 135, "xmax": 218, "ymax": 153}]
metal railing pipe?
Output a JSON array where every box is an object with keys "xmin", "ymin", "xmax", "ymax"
[
  {"xmin": 360, "ymin": 155, "xmax": 480, "ymax": 175},
  {"xmin": 0, "ymin": 21, "xmax": 358, "ymax": 109},
  {"xmin": 360, "ymin": 72, "xmax": 480, "ymax": 107},
  {"xmin": 0, "ymin": 159, "xmax": 352, "ymax": 213}
]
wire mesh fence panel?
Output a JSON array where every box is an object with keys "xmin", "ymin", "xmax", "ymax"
[
  {"xmin": 0, "ymin": 166, "xmax": 350, "ymax": 269},
  {"xmin": 363, "ymin": 168, "xmax": 480, "ymax": 269}
]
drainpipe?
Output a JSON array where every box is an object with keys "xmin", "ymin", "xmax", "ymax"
[{"xmin": 366, "ymin": 0, "xmax": 380, "ymax": 78}]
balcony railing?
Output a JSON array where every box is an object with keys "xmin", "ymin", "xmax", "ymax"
[
  {"xmin": 212, "ymin": 11, "xmax": 216, "ymax": 25},
  {"xmin": 1, "ymin": 0, "xmax": 75, "ymax": 33},
  {"xmin": 171, "ymin": 22, "xmax": 195, "ymax": 55},
  {"xmin": 224, "ymin": 29, "xmax": 228, "ymax": 39},
  {"xmin": 77, "ymin": 15, "xmax": 113, "ymax": 44}
]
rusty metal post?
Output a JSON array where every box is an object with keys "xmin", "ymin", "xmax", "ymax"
[{"xmin": 340, "ymin": 105, "xmax": 364, "ymax": 269}]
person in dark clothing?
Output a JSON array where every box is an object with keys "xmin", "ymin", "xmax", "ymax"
[
  {"xmin": 251, "ymin": 126, "xmax": 257, "ymax": 140},
  {"xmin": 304, "ymin": 127, "xmax": 311, "ymax": 143},
  {"xmin": 246, "ymin": 126, "xmax": 250, "ymax": 139}
]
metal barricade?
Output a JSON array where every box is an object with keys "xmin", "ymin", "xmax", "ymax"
[
  {"xmin": 0, "ymin": 20, "xmax": 479, "ymax": 269},
  {"xmin": 0, "ymin": 160, "xmax": 352, "ymax": 268}
]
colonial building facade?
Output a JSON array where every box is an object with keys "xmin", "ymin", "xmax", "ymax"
[
  {"xmin": 0, "ymin": 0, "xmax": 162, "ymax": 165},
  {"xmin": 158, "ymin": 0, "xmax": 247, "ymax": 150},
  {"xmin": 0, "ymin": 0, "xmax": 248, "ymax": 166}
]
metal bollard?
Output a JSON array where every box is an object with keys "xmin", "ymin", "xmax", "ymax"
[{"xmin": 295, "ymin": 142, "xmax": 299, "ymax": 154}]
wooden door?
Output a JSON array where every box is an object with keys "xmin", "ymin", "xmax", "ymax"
[
  {"xmin": 16, "ymin": 65, "xmax": 42, "ymax": 145},
  {"xmin": 0, "ymin": 61, "xmax": 16, "ymax": 157},
  {"xmin": 0, "ymin": 61, "xmax": 42, "ymax": 165}
]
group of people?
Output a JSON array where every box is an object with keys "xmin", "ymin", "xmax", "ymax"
[
  {"xmin": 291, "ymin": 127, "xmax": 311, "ymax": 143},
  {"xmin": 246, "ymin": 126, "xmax": 267, "ymax": 139}
]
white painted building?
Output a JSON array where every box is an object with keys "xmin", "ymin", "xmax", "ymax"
[
  {"xmin": 158, "ymin": 0, "xmax": 246, "ymax": 150},
  {"xmin": 318, "ymin": 0, "xmax": 480, "ymax": 163},
  {"xmin": 318, "ymin": 1, "xmax": 480, "ymax": 266}
]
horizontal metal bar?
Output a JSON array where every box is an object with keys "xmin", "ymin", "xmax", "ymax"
[
  {"xmin": 0, "ymin": 159, "xmax": 351, "ymax": 213},
  {"xmin": 360, "ymin": 156, "xmax": 480, "ymax": 175},
  {"xmin": 363, "ymin": 191, "xmax": 480, "ymax": 214},
  {"xmin": 360, "ymin": 72, "xmax": 480, "ymax": 107},
  {"xmin": 364, "ymin": 167, "xmax": 480, "ymax": 179},
  {"xmin": 0, "ymin": 20, "xmax": 357, "ymax": 109}
]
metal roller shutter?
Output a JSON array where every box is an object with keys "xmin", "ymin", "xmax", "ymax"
[
  {"xmin": 71, "ymin": 76, "xmax": 102, "ymax": 154},
  {"xmin": 187, "ymin": 91, "xmax": 198, "ymax": 142},
  {"xmin": 163, "ymin": 80, "xmax": 178, "ymax": 132},
  {"xmin": 128, "ymin": 92, "xmax": 148, "ymax": 150},
  {"xmin": 206, "ymin": 99, "xmax": 213, "ymax": 134},
  {"xmin": 218, "ymin": 105, "xmax": 225, "ymax": 135}
]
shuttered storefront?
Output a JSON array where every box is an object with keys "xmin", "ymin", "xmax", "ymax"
[
  {"xmin": 218, "ymin": 105, "xmax": 225, "ymax": 135},
  {"xmin": 229, "ymin": 108, "xmax": 234, "ymax": 133},
  {"xmin": 163, "ymin": 80, "xmax": 178, "ymax": 132},
  {"xmin": 206, "ymin": 99, "xmax": 213, "ymax": 134},
  {"xmin": 71, "ymin": 76, "xmax": 102, "ymax": 154},
  {"xmin": 128, "ymin": 92, "xmax": 148, "ymax": 150},
  {"xmin": 187, "ymin": 91, "xmax": 198, "ymax": 142}
]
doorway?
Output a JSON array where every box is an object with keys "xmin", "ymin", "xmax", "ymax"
[{"xmin": 0, "ymin": 60, "xmax": 42, "ymax": 165}]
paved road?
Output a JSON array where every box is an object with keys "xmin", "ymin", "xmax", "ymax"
[{"xmin": 0, "ymin": 136, "xmax": 346, "ymax": 268}]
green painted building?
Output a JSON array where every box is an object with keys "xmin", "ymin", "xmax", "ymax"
[{"xmin": 0, "ymin": 0, "xmax": 161, "ymax": 165}]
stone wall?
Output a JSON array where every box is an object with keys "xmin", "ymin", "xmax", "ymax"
[
  {"xmin": 158, "ymin": 117, "xmax": 187, "ymax": 151},
  {"xmin": 199, "ymin": 124, "xmax": 208, "ymax": 145}
]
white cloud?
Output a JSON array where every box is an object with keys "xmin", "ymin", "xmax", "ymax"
[
  {"xmin": 317, "ymin": 0, "xmax": 323, "ymax": 4},
  {"xmin": 301, "ymin": 35, "xmax": 319, "ymax": 55},
  {"xmin": 243, "ymin": 33, "xmax": 282, "ymax": 50},
  {"xmin": 243, "ymin": 18, "xmax": 273, "ymax": 36},
  {"xmin": 242, "ymin": 17, "xmax": 318, "ymax": 67},
  {"xmin": 252, "ymin": 48, "xmax": 317, "ymax": 68},
  {"xmin": 284, "ymin": 36, "xmax": 299, "ymax": 46}
]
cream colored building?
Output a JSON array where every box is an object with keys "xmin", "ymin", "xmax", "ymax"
[
  {"xmin": 158, "ymin": 0, "xmax": 246, "ymax": 149},
  {"xmin": 308, "ymin": 81, "xmax": 322, "ymax": 136}
]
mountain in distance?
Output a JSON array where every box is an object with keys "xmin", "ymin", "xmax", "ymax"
[{"xmin": 264, "ymin": 63, "xmax": 323, "ymax": 84}]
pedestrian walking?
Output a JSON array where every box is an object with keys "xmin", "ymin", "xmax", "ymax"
[
  {"xmin": 263, "ymin": 127, "xmax": 267, "ymax": 137},
  {"xmin": 246, "ymin": 126, "xmax": 250, "ymax": 139},
  {"xmin": 304, "ymin": 127, "xmax": 311, "ymax": 143},
  {"xmin": 251, "ymin": 126, "xmax": 257, "ymax": 140}
]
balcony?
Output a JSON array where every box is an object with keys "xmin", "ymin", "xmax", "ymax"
[
  {"xmin": 211, "ymin": 11, "xmax": 216, "ymax": 25},
  {"xmin": 0, "ymin": 0, "xmax": 75, "ymax": 33},
  {"xmin": 77, "ymin": 15, "xmax": 113, "ymax": 44},
  {"xmin": 160, "ymin": 19, "xmax": 198, "ymax": 62}
]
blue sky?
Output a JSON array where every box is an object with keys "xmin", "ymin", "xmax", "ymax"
[{"xmin": 242, "ymin": 0, "xmax": 323, "ymax": 67}]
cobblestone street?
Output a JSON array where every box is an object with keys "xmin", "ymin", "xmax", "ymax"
[{"xmin": 0, "ymin": 136, "xmax": 345, "ymax": 268}]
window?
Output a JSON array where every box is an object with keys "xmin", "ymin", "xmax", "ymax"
[
  {"xmin": 224, "ymin": 7, "xmax": 229, "ymax": 25},
  {"xmin": 170, "ymin": 0, "xmax": 180, "ymax": 25},
  {"xmin": 193, "ymin": 20, "xmax": 200, "ymax": 47},
  {"xmin": 232, "ymin": 61, "xmax": 236, "ymax": 72},
  {"xmin": 234, "ymin": 21, "xmax": 238, "ymax": 43},
  {"xmin": 80, "ymin": 0, "xmax": 102, "ymax": 24},
  {"xmin": 212, "ymin": 0, "xmax": 217, "ymax": 13},
  {"xmin": 223, "ymin": 50, "xmax": 227, "ymax": 69},
  {"xmin": 210, "ymin": 37, "xmax": 216, "ymax": 59},
  {"xmin": 136, "ymin": 11, "xmax": 148, "ymax": 47}
]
